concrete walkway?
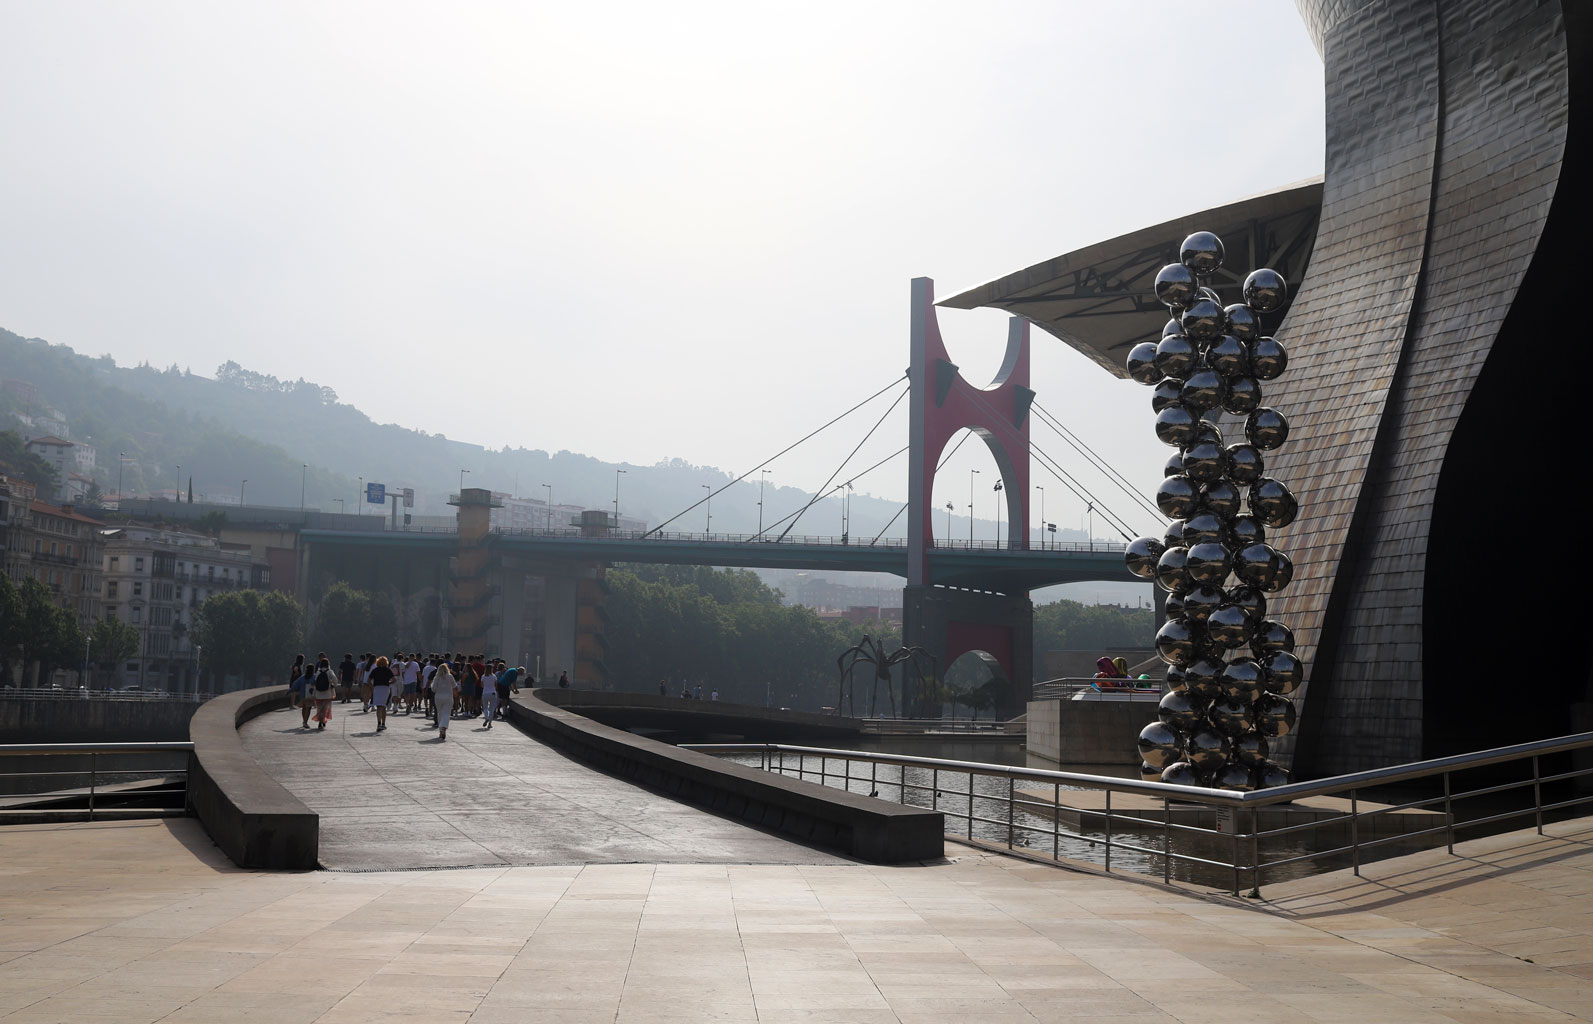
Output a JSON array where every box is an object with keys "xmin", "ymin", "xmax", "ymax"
[
  {"xmin": 1, "ymin": 817, "xmax": 1590, "ymax": 1022},
  {"xmin": 238, "ymin": 703, "xmax": 844, "ymax": 870}
]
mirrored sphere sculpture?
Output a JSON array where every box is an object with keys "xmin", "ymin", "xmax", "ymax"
[
  {"xmin": 1161, "ymin": 762, "xmax": 1202, "ymax": 787},
  {"xmin": 1155, "ymin": 617, "xmax": 1198, "ymax": 665},
  {"xmin": 1155, "ymin": 406, "xmax": 1198, "ymax": 448},
  {"xmin": 1137, "ymin": 722, "xmax": 1184, "ymax": 769},
  {"xmin": 1158, "ymin": 690, "xmax": 1206, "ymax": 732},
  {"xmin": 1246, "ymin": 407, "xmax": 1291, "ymax": 450},
  {"xmin": 1207, "ymin": 334, "xmax": 1250, "ymax": 377},
  {"xmin": 1222, "ymin": 375, "xmax": 1263, "ymax": 414},
  {"xmin": 1156, "ymin": 476, "xmax": 1200, "ymax": 519},
  {"xmin": 1184, "ymin": 728, "xmax": 1232, "ymax": 771},
  {"xmin": 1127, "ymin": 342, "xmax": 1162, "ymax": 384},
  {"xmin": 1182, "ymin": 297, "xmax": 1226, "ymax": 341},
  {"xmin": 1250, "ymin": 336, "xmax": 1288, "ymax": 379},
  {"xmin": 1242, "ymin": 267, "xmax": 1288, "ymax": 311},
  {"xmin": 1205, "ymin": 603, "xmax": 1253, "ymax": 649},
  {"xmin": 1215, "ymin": 762, "xmax": 1255, "ymax": 792},
  {"xmin": 1153, "ymin": 378, "xmax": 1186, "ymax": 415},
  {"xmin": 1180, "ymin": 231, "xmax": 1224, "ymax": 275},
  {"xmin": 1154, "ymin": 262, "xmax": 1198, "ymax": 308},
  {"xmin": 1224, "ymin": 303, "xmax": 1259, "ymax": 341}
]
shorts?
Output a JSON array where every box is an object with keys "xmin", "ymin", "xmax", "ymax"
[
  {"xmin": 403, "ymin": 682, "xmax": 417, "ymax": 695},
  {"xmin": 372, "ymin": 684, "xmax": 391, "ymax": 706}
]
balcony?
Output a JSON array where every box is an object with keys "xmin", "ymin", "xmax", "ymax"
[{"xmin": 35, "ymin": 551, "xmax": 79, "ymax": 567}]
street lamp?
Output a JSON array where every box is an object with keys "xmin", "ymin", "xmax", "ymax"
[
  {"xmin": 542, "ymin": 484, "xmax": 553, "ymax": 531},
  {"xmin": 945, "ymin": 501, "xmax": 954, "ymax": 542},
  {"xmin": 1035, "ymin": 486, "xmax": 1045, "ymax": 550},
  {"xmin": 843, "ymin": 481, "xmax": 854, "ymax": 542},
  {"xmin": 758, "ymin": 469, "xmax": 772, "ymax": 536},
  {"xmin": 460, "ymin": 468, "xmax": 469, "ymax": 494},
  {"xmin": 240, "ymin": 479, "xmax": 247, "ymax": 507},
  {"xmin": 702, "ymin": 484, "xmax": 712, "ymax": 534},
  {"xmin": 613, "ymin": 469, "xmax": 627, "ymax": 531},
  {"xmin": 993, "ymin": 479, "xmax": 1004, "ymax": 547},
  {"xmin": 300, "ymin": 464, "xmax": 307, "ymax": 511},
  {"xmin": 969, "ymin": 469, "xmax": 979, "ymax": 545},
  {"xmin": 357, "ymin": 477, "xmax": 363, "ymax": 516},
  {"xmin": 117, "ymin": 452, "xmax": 127, "ymax": 503}
]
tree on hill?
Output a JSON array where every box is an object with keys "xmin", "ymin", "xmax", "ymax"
[
  {"xmin": 0, "ymin": 430, "xmax": 59, "ymax": 493},
  {"xmin": 193, "ymin": 589, "xmax": 303, "ymax": 687}
]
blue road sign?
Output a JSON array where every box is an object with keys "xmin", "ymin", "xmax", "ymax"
[{"xmin": 366, "ymin": 483, "xmax": 386, "ymax": 504}]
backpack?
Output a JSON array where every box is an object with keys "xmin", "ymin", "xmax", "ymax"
[{"xmin": 314, "ymin": 667, "xmax": 332, "ymax": 692}]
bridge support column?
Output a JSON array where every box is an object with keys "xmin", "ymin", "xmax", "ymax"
[{"xmin": 902, "ymin": 585, "xmax": 1032, "ymax": 720}]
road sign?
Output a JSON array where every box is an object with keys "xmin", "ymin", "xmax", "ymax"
[
  {"xmin": 402, "ymin": 487, "xmax": 414, "ymax": 508},
  {"xmin": 366, "ymin": 483, "xmax": 386, "ymax": 504}
]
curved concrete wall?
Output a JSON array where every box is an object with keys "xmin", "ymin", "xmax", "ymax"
[
  {"xmin": 519, "ymin": 689, "xmax": 944, "ymax": 863},
  {"xmin": 186, "ymin": 686, "xmax": 318, "ymax": 870},
  {"xmin": 533, "ymin": 688, "xmax": 865, "ymax": 741}
]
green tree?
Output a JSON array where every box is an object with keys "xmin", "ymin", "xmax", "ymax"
[
  {"xmin": 14, "ymin": 578, "xmax": 85, "ymax": 685},
  {"xmin": 88, "ymin": 619, "xmax": 141, "ymax": 686},
  {"xmin": 308, "ymin": 581, "xmax": 396, "ymax": 655},
  {"xmin": 193, "ymin": 589, "xmax": 303, "ymax": 688},
  {"xmin": 0, "ymin": 574, "xmax": 24, "ymax": 685},
  {"xmin": 0, "ymin": 429, "xmax": 60, "ymax": 493}
]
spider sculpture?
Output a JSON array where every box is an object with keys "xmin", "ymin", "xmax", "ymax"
[{"xmin": 836, "ymin": 635, "xmax": 935, "ymax": 718}]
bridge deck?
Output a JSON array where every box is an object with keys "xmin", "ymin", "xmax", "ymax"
[{"xmin": 238, "ymin": 702, "xmax": 845, "ymax": 870}]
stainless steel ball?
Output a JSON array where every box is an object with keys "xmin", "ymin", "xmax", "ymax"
[
  {"xmin": 1163, "ymin": 453, "xmax": 1187, "ymax": 480},
  {"xmin": 1262, "ymin": 650, "xmax": 1303, "ymax": 695},
  {"xmin": 1161, "ymin": 761, "xmax": 1202, "ymax": 787},
  {"xmin": 1154, "ymin": 334, "xmax": 1199, "ymax": 379},
  {"xmin": 1152, "ymin": 378, "xmax": 1186, "ymax": 414},
  {"xmin": 1250, "ymin": 336, "xmax": 1288, "ymax": 380},
  {"xmin": 1181, "ymin": 297, "xmax": 1226, "ymax": 342},
  {"xmin": 1155, "ymin": 406, "xmax": 1198, "ymax": 448},
  {"xmin": 1155, "ymin": 547, "xmax": 1193, "ymax": 595},
  {"xmin": 1180, "ymin": 231, "xmax": 1225, "ymax": 275},
  {"xmin": 1222, "ymin": 375, "xmax": 1263, "ymax": 414},
  {"xmin": 1226, "ymin": 513, "xmax": 1266, "ymax": 550},
  {"xmin": 1252, "ymin": 695, "xmax": 1297, "ymax": 738},
  {"xmin": 1125, "ymin": 536, "xmax": 1166, "ymax": 579},
  {"xmin": 1242, "ymin": 267, "xmax": 1288, "ymax": 312},
  {"xmin": 1155, "ymin": 262, "xmax": 1198, "ymax": 308},
  {"xmin": 1189, "ymin": 421, "xmax": 1223, "ymax": 448},
  {"xmin": 1214, "ymin": 762, "xmax": 1255, "ymax": 792},
  {"xmin": 1181, "ymin": 511, "xmax": 1225, "ymax": 546},
  {"xmin": 1248, "ymin": 477, "xmax": 1299, "ymax": 527},
  {"xmin": 1137, "ymin": 721, "xmax": 1184, "ymax": 769},
  {"xmin": 1181, "ymin": 441, "xmax": 1226, "ymax": 485},
  {"xmin": 1158, "ymin": 689, "xmax": 1206, "ymax": 732},
  {"xmin": 1219, "ymin": 656, "xmax": 1266, "ymax": 703},
  {"xmin": 1127, "ymin": 342, "xmax": 1162, "ymax": 384},
  {"xmin": 1231, "ymin": 732, "xmax": 1270, "ymax": 767},
  {"xmin": 1263, "ymin": 549, "xmax": 1294, "ymax": 593},
  {"xmin": 1250, "ymin": 619, "xmax": 1295, "ymax": 657},
  {"xmin": 1200, "ymin": 479, "xmax": 1242, "ymax": 520},
  {"xmin": 1252, "ymin": 760, "xmax": 1291, "ymax": 790},
  {"xmin": 1180, "ymin": 583, "xmax": 1225, "ymax": 623},
  {"xmin": 1205, "ymin": 603, "xmax": 1253, "ymax": 649},
  {"xmin": 1184, "ymin": 654, "xmax": 1227, "ymax": 702},
  {"xmin": 1185, "ymin": 541, "xmax": 1233, "ymax": 585},
  {"xmin": 1227, "ymin": 585, "xmax": 1267, "ymax": 620},
  {"xmin": 1224, "ymin": 443, "xmax": 1265, "ymax": 486},
  {"xmin": 1233, "ymin": 542, "xmax": 1279, "ymax": 589},
  {"xmin": 1163, "ymin": 317, "xmax": 1186, "ymax": 337},
  {"xmin": 1180, "ymin": 369, "xmax": 1228, "ymax": 414},
  {"xmin": 1140, "ymin": 761, "xmax": 1165, "ymax": 782},
  {"xmin": 1224, "ymin": 303, "xmax": 1260, "ymax": 341},
  {"xmin": 1155, "ymin": 616, "xmax": 1198, "ymax": 665},
  {"xmin": 1164, "ymin": 664, "xmax": 1188, "ymax": 692},
  {"xmin": 1184, "ymin": 728, "xmax": 1231, "ymax": 771},
  {"xmin": 1245, "ymin": 407, "xmax": 1291, "ymax": 450},
  {"xmin": 1208, "ymin": 696, "xmax": 1256, "ymax": 737},
  {"xmin": 1163, "ymin": 519, "xmax": 1187, "ymax": 550},
  {"xmin": 1207, "ymin": 334, "xmax": 1250, "ymax": 378},
  {"xmin": 1156, "ymin": 475, "xmax": 1200, "ymax": 519}
]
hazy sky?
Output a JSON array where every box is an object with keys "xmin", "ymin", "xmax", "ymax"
[{"xmin": 0, "ymin": 2, "xmax": 1324, "ymax": 543}]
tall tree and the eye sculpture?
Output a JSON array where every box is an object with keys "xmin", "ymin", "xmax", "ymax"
[
  {"xmin": 1122, "ymin": 232, "xmax": 1301, "ymax": 791},
  {"xmin": 836, "ymin": 635, "xmax": 935, "ymax": 718}
]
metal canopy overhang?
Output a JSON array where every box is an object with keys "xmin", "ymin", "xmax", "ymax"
[{"xmin": 937, "ymin": 178, "xmax": 1324, "ymax": 378}]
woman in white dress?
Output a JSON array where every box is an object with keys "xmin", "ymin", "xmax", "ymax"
[{"xmin": 431, "ymin": 661, "xmax": 458, "ymax": 741}]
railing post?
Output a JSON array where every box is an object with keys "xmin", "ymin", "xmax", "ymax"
[
  {"xmin": 1350, "ymin": 790, "xmax": 1360, "ymax": 877},
  {"xmin": 1534, "ymin": 755, "xmax": 1544, "ymax": 835},
  {"xmin": 1249, "ymin": 807, "xmax": 1261, "ymax": 897},
  {"xmin": 1232, "ymin": 805, "xmax": 1242, "ymax": 895},
  {"xmin": 1104, "ymin": 790, "xmax": 1112, "ymax": 873},
  {"xmin": 870, "ymin": 760, "xmax": 878, "ymax": 797},
  {"xmin": 88, "ymin": 751, "xmax": 97, "ymax": 822},
  {"xmin": 1163, "ymin": 797, "xmax": 1172, "ymax": 884},
  {"xmin": 932, "ymin": 768, "xmax": 939, "ymax": 816},
  {"xmin": 966, "ymin": 775, "xmax": 974, "ymax": 840},
  {"xmin": 1444, "ymin": 772, "xmax": 1454, "ymax": 855},
  {"xmin": 1053, "ymin": 781, "xmax": 1061, "ymax": 862},
  {"xmin": 1006, "ymin": 776, "xmax": 1015, "ymax": 849}
]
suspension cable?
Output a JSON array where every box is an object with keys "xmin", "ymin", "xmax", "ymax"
[
  {"xmin": 866, "ymin": 429, "xmax": 978, "ymax": 546},
  {"xmin": 1031, "ymin": 401, "xmax": 1163, "ymax": 521},
  {"xmin": 755, "ymin": 446, "xmax": 907, "ymax": 540},
  {"xmin": 644, "ymin": 374, "xmax": 909, "ymax": 537},
  {"xmin": 771, "ymin": 386, "xmax": 909, "ymax": 542}
]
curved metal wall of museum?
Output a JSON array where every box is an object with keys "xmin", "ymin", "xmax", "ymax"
[{"xmin": 1273, "ymin": 0, "xmax": 1591, "ymax": 776}]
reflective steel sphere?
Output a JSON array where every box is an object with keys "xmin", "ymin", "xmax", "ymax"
[
  {"xmin": 1184, "ymin": 655, "xmax": 1227, "ymax": 702},
  {"xmin": 1262, "ymin": 650, "xmax": 1303, "ymax": 695},
  {"xmin": 1246, "ymin": 407, "xmax": 1291, "ymax": 450},
  {"xmin": 1207, "ymin": 334, "xmax": 1250, "ymax": 378},
  {"xmin": 1200, "ymin": 480, "xmax": 1242, "ymax": 520},
  {"xmin": 1251, "ymin": 619, "xmax": 1295, "ymax": 657},
  {"xmin": 1152, "ymin": 378, "xmax": 1186, "ymax": 415},
  {"xmin": 1127, "ymin": 342, "xmax": 1162, "ymax": 384},
  {"xmin": 1164, "ymin": 664, "xmax": 1187, "ymax": 692},
  {"xmin": 1223, "ymin": 375, "xmax": 1263, "ymax": 414},
  {"xmin": 1155, "ymin": 406, "xmax": 1198, "ymax": 448},
  {"xmin": 1181, "ymin": 440, "xmax": 1225, "ymax": 484},
  {"xmin": 1181, "ymin": 297, "xmax": 1226, "ymax": 342},
  {"xmin": 1208, "ymin": 697, "xmax": 1255, "ymax": 737},
  {"xmin": 1250, "ymin": 336, "xmax": 1288, "ymax": 380},
  {"xmin": 1154, "ymin": 262, "xmax": 1198, "ymax": 308},
  {"xmin": 1185, "ymin": 541, "xmax": 1233, "ymax": 585},
  {"xmin": 1214, "ymin": 761, "xmax": 1255, "ymax": 792},
  {"xmin": 1137, "ymin": 721, "xmax": 1184, "ymax": 769},
  {"xmin": 1226, "ymin": 514, "xmax": 1266, "ymax": 549},
  {"xmin": 1219, "ymin": 656, "xmax": 1266, "ymax": 703},
  {"xmin": 1153, "ymin": 334, "xmax": 1199, "ymax": 380},
  {"xmin": 1163, "ymin": 519, "xmax": 1187, "ymax": 550},
  {"xmin": 1249, "ymin": 477, "xmax": 1299, "ymax": 527},
  {"xmin": 1234, "ymin": 542, "xmax": 1279, "ymax": 589},
  {"xmin": 1198, "ymin": 286, "xmax": 1222, "ymax": 303},
  {"xmin": 1163, "ymin": 317, "xmax": 1186, "ymax": 337},
  {"xmin": 1180, "ymin": 369, "xmax": 1228, "ymax": 414},
  {"xmin": 1188, "ymin": 421, "xmax": 1224, "ymax": 448},
  {"xmin": 1140, "ymin": 761, "xmax": 1165, "ymax": 782},
  {"xmin": 1155, "ymin": 617, "xmax": 1198, "ymax": 665},
  {"xmin": 1163, "ymin": 452, "xmax": 1187, "ymax": 479},
  {"xmin": 1252, "ymin": 695, "xmax": 1297, "ymax": 738},
  {"xmin": 1161, "ymin": 761, "xmax": 1202, "ymax": 787},
  {"xmin": 1224, "ymin": 303, "xmax": 1260, "ymax": 341},
  {"xmin": 1156, "ymin": 475, "xmax": 1200, "ymax": 519},
  {"xmin": 1227, "ymin": 585, "xmax": 1267, "ymax": 620},
  {"xmin": 1125, "ymin": 536, "xmax": 1166, "ymax": 579},
  {"xmin": 1181, "ymin": 511, "xmax": 1225, "ymax": 547},
  {"xmin": 1252, "ymin": 760, "xmax": 1291, "ymax": 790},
  {"xmin": 1223, "ymin": 443, "xmax": 1264, "ymax": 487},
  {"xmin": 1184, "ymin": 728, "xmax": 1231, "ymax": 771},
  {"xmin": 1181, "ymin": 583, "xmax": 1225, "ymax": 623},
  {"xmin": 1262, "ymin": 549, "xmax": 1294, "ymax": 593},
  {"xmin": 1231, "ymin": 732, "xmax": 1270, "ymax": 767},
  {"xmin": 1155, "ymin": 547, "xmax": 1192, "ymax": 595},
  {"xmin": 1242, "ymin": 267, "xmax": 1288, "ymax": 312},
  {"xmin": 1205, "ymin": 603, "xmax": 1253, "ymax": 649},
  {"xmin": 1180, "ymin": 231, "xmax": 1224, "ymax": 275},
  {"xmin": 1158, "ymin": 689, "xmax": 1205, "ymax": 732}
]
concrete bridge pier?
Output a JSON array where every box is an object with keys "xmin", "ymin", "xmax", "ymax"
[{"xmin": 902, "ymin": 584, "xmax": 1033, "ymax": 719}]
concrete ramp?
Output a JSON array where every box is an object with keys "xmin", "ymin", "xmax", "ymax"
[{"xmin": 239, "ymin": 703, "xmax": 847, "ymax": 870}]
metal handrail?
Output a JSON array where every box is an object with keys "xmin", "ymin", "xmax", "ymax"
[
  {"xmin": 1, "ymin": 689, "xmax": 216, "ymax": 702},
  {"xmin": 686, "ymin": 730, "xmax": 1593, "ymax": 892},
  {"xmin": 0, "ymin": 742, "xmax": 194, "ymax": 822}
]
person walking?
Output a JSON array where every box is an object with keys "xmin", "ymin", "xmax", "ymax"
[
  {"xmin": 558, "ymin": 671, "xmax": 570, "ymax": 689},
  {"xmin": 311, "ymin": 655, "xmax": 336, "ymax": 730},
  {"xmin": 494, "ymin": 662, "xmax": 522, "ymax": 723},
  {"xmin": 481, "ymin": 661, "xmax": 500, "ymax": 729},
  {"xmin": 287, "ymin": 654, "xmax": 306, "ymax": 713},
  {"xmin": 358, "ymin": 652, "xmax": 373, "ymax": 712},
  {"xmin": 368, "ymin": 656, "xmax": 395, "ymax": 732},
  {"xmin": 338, "ymin": 652, "xmax": 356, "ymax": 704},
  {"xmin": 431, "ymin": 660, "xmax": 458, "ymax": 740}
]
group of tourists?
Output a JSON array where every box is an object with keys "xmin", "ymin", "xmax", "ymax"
[{"xmin": 287, "ymin": 651, "xmax": 533, "ymax": 740}]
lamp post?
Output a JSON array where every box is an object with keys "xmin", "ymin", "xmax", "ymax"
[
  {"xmin": 613, "ymin": 469, "xmax": 627, "ymax": 532},
  {"xmin": 240, "ymin": 479, "xmax": 247, "ymax": 507},
  {"xmin": 542, "ymin": 484, "xmax": 553, "ymax": 531},
  {"xmin": 300, "ymin": 464, "xmax": 307, "ymax": 511},
  {"xmin": 1087, "ymin": 502, "xmax": 1095, "ymax": 551},
  {"xmin": 993, "ymin": 479, "xmax": 1004, "ymax": 547},
  {"xmin": 117, "ymin": 452, "xmax": 127, "ymax": 504},
  {"xmin": 702, "ymin": 484, "xmax": 712, "ymax": 534},
  {"xmin": 357, "ymin": 477, "xmax": 363, "ymax": 516},
  {"xmin": 83, "ymin": 635, "xmax": 91, "ymax": 696},
  {"xmin": 843, "ymin": 481, "xmax": 853, "ymax": 542},
  {"xmin": 969, "ymin": 469, "xmax": 979, "ymax": 545},
  {"xmin": 1036, "ymin": 486, "xmax": 1045, "ymax": 550},
  {"xmin": 945, "ymin": 501, "xmax": 954, "ymax": 543},
  {"xmin": 758, "ymin": 469, "xmax": 772, "ymax": 536},
  {"xmin": 460, "ymin": 468, "xmax": 469, "ymax": 494}
]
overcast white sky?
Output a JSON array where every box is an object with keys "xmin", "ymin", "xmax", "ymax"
[{"xmin": 0, "ymin": 2, "xmax": 1324, "ymax": 543}]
